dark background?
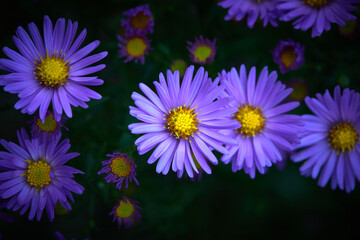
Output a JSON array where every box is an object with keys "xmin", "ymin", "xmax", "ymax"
[{"xmin": 0, "ymin": 0, "xmax": 360, "ymax": 239}]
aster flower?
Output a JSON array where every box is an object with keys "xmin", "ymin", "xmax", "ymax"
[
  {"xmin": 97, "ymin": 152, "xmax": 139, "ymax": 190},
  {"xmin": 171, "ymin": 59, "xmax": 187, "ymax": 77},
  {"xmin": 129, "ymin": 66, "xmax": 239, "ymax": 177},
  {"xmin": 0, "ymin": 15, "xmax": 107, "ymax": 122},
  {"xmin": 109, "ymin": 197, "xmax": 142, "ymax": 230},
  {"xmin": 121, "ymin": 4, "xmax": 154, "ymax": 34},
  {"xmin": 27, "ymin": 111, "xmax": 67, "ymax": 141},
  {"xmin": 291, "ymin": 86, "xmax": 360, "ymax": 193},
  {"xmin": 0, "ymin": 129, "xmax": 84, "ymax": 221},
  {"xmin": 218, "ymin": 0, "xmax": 280, "ymax": 28},
  {"xmin": 219, "ymin": 65, "xmax": 303, "ymax": 178},
  {"xmin": 272, "ymin": 39, "xmax": 305, "ymax": 74},
  {"xmin": 187, "ymin": 36, "xmax": 217, "ymax": 65},
  {"xmin": 117, "ymin": 32, "xmax": 152, "ymax": 64},
  {"xmin": 277, "ymin": 0, "xmax": 360, "ymax": 37}
]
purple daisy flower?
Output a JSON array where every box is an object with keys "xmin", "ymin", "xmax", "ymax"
[
  {"xmin": 218, "ymin": 0, "xmax": 280, "ymax": 28},
  {"xmin": 277, "ymin": 0, "xmax": 360, "ymax": 37},
  {"xmin": 271, "ymin": 39, "xmax": 305, "ymax": 74},
  {"xmin": 117, "ymin": 32, "xmax": 152, "ymax": 64},
  {"xmin": 27, "ymin": 111, "xmax": 68, "ymax": 142},
  {"xmin": 129, "ymin": 66, "xmax": 239, "ymax": 177},
  {"xmin": 97, "ymin": 152, "xmax": 139, "ymax": 190},
  {"xmin": 219, "ymin": 65, "xmax": 303, "ymax": 178},
  {"xmin": 0, "ymin": 15, "xmax": 107, "ymax": 122},
  {"xmin": 121, "ymin": 4, "xmax": 154, "ymax": 35},
  {"xmin": 187, "ymin": 36, "xmax": 217, "ymax": 65},
  {"xmin": 291, "ymin": 86, "xmax": 360, "ymax": 193},
  {"xmin": 0, "ymin": 129, "xmax": 84, "ymax": 221},
  {"xmin": 109, "ymin": 197, "xmax": 142, "ymax": 230}
]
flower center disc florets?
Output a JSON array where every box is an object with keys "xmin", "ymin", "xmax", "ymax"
[
  {"xmin": 35, "ymin": 53, "xmax": 70, "ymax": 88},
  {"xmin": 303, "ymin": 0, "xmax": 330, "ymax": 8},
  {"xmin": 329, "ymin": 122, "xmax": 359, "ymax": 152},
  {"xmin": 126, "ymin": 38, "xmax": 147, "ymax": 57},
  {"xmin": 194, "ymin": 46, "xmax": 212, "ymax": 62},
  {"xmin": 235, "ymin": 105, "xmax": 266, "ymax": 137},
  {"xmin": 36, "ymin": 113, "xmax": 57, "ymax": 132},
  {"xmin": 116, "ymin": 200, "xmax": 135, "ymax": 218},
  {"xmin": 110, "ymin": 157, "xmax": 132, "ymax": 177},
  {"xmin": 281, "ymin": 47, "xmax": 297, "ymax": 68},
  {"xmin": 24, "ymin": 158, "xmax": 51, "ymax": 190},
  {"xmin": 165, "ymin": 105, "xmax": 199, "ymax": 140},
  {"xmin": 131, "ymin": 11, "xmax": 151, "ymax": 30}
]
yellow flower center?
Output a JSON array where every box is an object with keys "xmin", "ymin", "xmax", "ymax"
[
  {"xmin": 235, "ymin": 105, "xmax": 266, "ymax": 137},
  {"xmin": 171, "ymin": 59, "xmax": 187, "ymax": 77},
  {"xmin": 24, "ymin": 158, "xmax": 51, "ymax": 191},
  {"xmin": 329, "ymin": 122, "xmax": 359, "ymax": 153},
  {"xmin": 280, "ymin": 47, "xmax": 297, "ymax": 68},
  {"xmin": 131, "ymin": 11, "xmax": 152, "ymax": 30},
  {"xmin": 303, "ymin": 0, "xmax": 329, "ymax": 8},
  {"xmin": 110, "ymin": 156, "xmax": 132, "ymax": 177},
  {"xmin": 165, "ymin": 105, "xmax": 199, "ymax": 140},
  {"xmin": 126, "ymin": 37, "xmax": 147, "ymax": 57},
  {"xmin": 116, "ymin": 200, "xmax": 135, "ymax": 218},
  {"xmin": 36, "ymin": 113, "xmax": 57, "ymax": 132},
  {"xmin": 194, "ymin": 46, "xmax": 212, "ymax": 62},
  {"xmin": 35, "ymin": 53, "xmax": 70, "ymax": 88}
]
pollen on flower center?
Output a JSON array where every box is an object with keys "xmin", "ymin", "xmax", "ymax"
[
  {"xmin": 110, "ymin": 156, "xmax": 132, "ymax": 177},
  {"xmin": 35, "ymin": 53, "xmax": 70, "ymax": 88},
  {"xmin": 235, "ymin": 105, "xmax": 266, "ymax": 137},
  {"xmin": 36, "ymin": 113, "xmax": 57, "ymax": 132},
  {"xmin": 280, "ymin": 47, "xmax": 298, "ymax": 68},
  {"xmin": 116, "ymin": 200, "xmax": 135, "ymax": 218},
  {"xmin": 329, "ymin": 122, "xmax": 359, "ymax": 152},
  {"xmin": 303, "ymin": 0, "xmax": 330, "ymax": 8},
  {"xmin": 24, "ymin": 158, "xmax": 51, "ymax": 190},
  {"xmin": 165, "ymin": 105, "xmax": 199, "ymax": 139},
  {"xmin": 194, "ymin": 46, "xmax": 212, "ymax": 62},
  {"xmin": 131, "ymin": 11, "xmax": 152, "ymax": 30},
  {"xmin": 126, "ymin": 38, "xmax": 147, "ymax": 57}
]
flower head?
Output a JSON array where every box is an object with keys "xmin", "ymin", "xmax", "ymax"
[
  {"xmin": 218, "ymin": 65, "xmax": 303, "ymax": 178},
  {"xmin": 117, "ymin": 32, "xmax": 152, "ymax": 64},
  {"xmin": 0, "ymin": 15, "xmax": 107, "ymax": 122},
  {"xmin": 218, "ymin": 0, "xmax": 280, "ymax": 28},
  {"xmin": 129, "ymin": 66, "xmax": 239, "ymax": 177},
  {"xmin": 0, "ymin": 129, "xmax": 84, "ymax": 221},
  {"xmin": 187, "ymin": 36, "xmax": 217, "ymax": 64},
  {"xmin": 121, "ymin": 4, "xmax": 154, "ymax": 34},
  {"xmin": 292, "ymin": 86, "xmax": 360, "ymax": 193},
  {"xmin": 27, "ymin": 111, "xmax": 67, "ymax": 141},
  {"xmin": 272, "ymin": 39, "xmax": 305, "ymax": 74},
  {"xmin": 109, "ymin": 197, "xmax": 142, "ymax": 230},
  {"xmin": 277, "ymin": 0, "xmax": 360, "ymax": 37},
  {"xmin": 97, "ymin": 152, "xmax": 139, "ymax": 190},
  {"xmin": 171, "ymin": 59, "xmax": 187, "ymax": 77}
]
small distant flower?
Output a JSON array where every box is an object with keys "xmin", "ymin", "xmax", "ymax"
[
  {"xmin": 272, "ymin": 39, "xmax": 305, "ymax": 74},
  {"xmin": 129, "ymin": 66, "xmax": 239, "ymax": 177},
  {"xmin": 0, "ymin": 129, "xmax": 84, "ymax": 221},
  {"xmin": 0, "ymin": 15, "xmax": 107, "ymax": 122},
  {"xmin": 54, "ymin": 232, "xmax": 88, "ymax": 240},
  {"xmin": 278, "ymin": 0, "xmax": 360, "ymax": 37},
  {"xmin": 287, "ymin": 78, "xmax": 308, "ymax": 102},
  {"xmin": 121, "ymin": 4, "xmax": 154, "ymax": 34},
  {"xmin": 171, "ymin": 59, "xmax": 187, "ymax": 77},
  {"xmin": 219, "ymin": 65, "xmax": 303, "ymax": 178},
  {"xmin": 292, "ymin": 86, "xmax": 360, "ymax": 193},
  {"xmin": 97, "ymin": 153, "xmax": 139, "ymax": 190},
  {"xmin": 339, "ymin": 20, "xmax": 358, "ymax": 38},
  {"xmin": 117, "ymin": 32, "xmax": 152, "ymax": 64},
  {"xmin": 187, "ymin": 36, "xmax": 217, "ymax": 65},
  {"xmin": 218, "ymin": 0, "xmax": 280, "ymax": 28},
  {"xmin": 110, "ymin": 197, "xmax": 142, "ymax": 230},
  {"xmin": 27, "ymin": 111, "xmax": 67, "ymax": 141}
]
